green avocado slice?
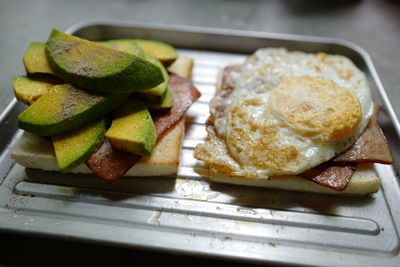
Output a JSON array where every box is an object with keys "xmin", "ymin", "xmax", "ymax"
[
  {"xmin": 13, "ymin": 75, "xmax": 61, "ymax": 105},
  {"xmin": 105, "ymin": 99, "xmax": 156, "ymax": 156},
  {"xmin": 99, "ymin": 41, "xmax": 169, "ymax": 103},
  {"xmin": 52, "ymin": 119, "xmax": 107, "ymax": 172},
  {"xmin": 144, "ymin": 87, "xmax": 173, "ymax": 110},
  {"xmin": 134, "ymin": 39, "xmax": 178, "ymax": 67},
  {"xmin": 96, "ymin": 39, "xmax": 144, "ymax": 56},
  {"xmin": 45, "ymin": 30, "xmax": 165, "ymax": 93},
  {"xmin": 137, "ymin": 55, "xmax": 169, "ymax": 102},
  {"xmin": 23, "ymin": 42, "xmax": 56, "ymax": 76},
  {"xmin": 18, "ymin": 84, "xmax": 129, "ymax": 136}
]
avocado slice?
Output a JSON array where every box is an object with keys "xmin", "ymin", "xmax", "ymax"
[
  {"xmin": 52, "ymin": 119, "xmax": 106, "ymax": 172},
  {"xmin": 45, "ymin": 30, "xmax": 165, "ymax": 93},
  {"xmin": 13, "ymin": 75, "xmax": 61, "ymax": 105},
  {"xmin": 137, "ymin": 55, "xmax": 169, "ymax": 103},
  {"xmin": 97, "ymin": 39, "xmax": 143, "ymax": 56},
  {"xmin": 134, "ymin": 39, "xmax": 178, "ymax": 67},
  {"xmin": 144, "ymin": 87, "xmax": 173, "ymax": 110},
  {"xmin": 18, "ymin": 84, "xmax": 129, "ymax": 136},
  {"xmin": 23, "ymin": 42, "xmax": 56, "ymax": 76},
  {"xmin": 99, "ymin": 42, "xmax": 168, "ymax": 103},
  {"xmin": 105, "ymin": 99, "xmax": 156, "ymax": 156}
]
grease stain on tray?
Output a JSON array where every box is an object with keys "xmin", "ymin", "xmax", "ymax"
[
  {"xmin": 175, "ymin": 178, "xmax": 219, "ymax": 200},
  {"xmin": 148, "ymin": 208, "xmax": 163, "ymax": 225}
]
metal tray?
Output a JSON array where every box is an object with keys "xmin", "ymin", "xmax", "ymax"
[{"xmin": 1, "ymin": 21, "xmax": 400, "ymax": 266}]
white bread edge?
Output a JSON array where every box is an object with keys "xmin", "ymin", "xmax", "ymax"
[
  {"xmin": 11, "ymin": 119, "xmax": 185, "ymax": 176},
  {"xmin": 208, "ymin": 163, "xmax": 381, "ymax": 195}
]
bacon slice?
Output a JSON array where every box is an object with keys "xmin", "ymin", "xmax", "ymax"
[
  {"xmin": 86, "ymin": 73, "xmax": 201, "ymax": 183},
  {"xmin": 153, "ymin": 73, "xmax": 201, "ymax": 140},
  {"xmin": 207, "ymin": 65, "xmax": 239, "ymax": 127},
  {"xmin": 85, "ymin": 139, "xmax": 141, "ymax": 183},
  {"xmin": 333, "ymin": 106, "xmax": 393, "ymax": 164},
  {"xmin": 300, "ymin": 164, "xmax": 355, "ymax": 191},
  {"xmin": 300, "ymin": 107, "xmax": 393, "ymax": 191}
]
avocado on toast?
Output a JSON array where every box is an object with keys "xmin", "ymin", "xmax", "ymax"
[{"xmin": 11, "ymin": 30, "xmax": 199, "ymax": 183}]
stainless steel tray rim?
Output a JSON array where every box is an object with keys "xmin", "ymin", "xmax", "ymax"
[{"xmin": 65, "ymin": 19, "xmax": 374, "ymax": 52}]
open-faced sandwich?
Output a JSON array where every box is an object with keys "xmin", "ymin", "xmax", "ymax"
[
  {"xmin": 194, "ymin": 48, "xmax": 393, "ymax": 194},
  {"xmin": 11, "ymin": 30, "xmax": 200, "ymax": 183}
]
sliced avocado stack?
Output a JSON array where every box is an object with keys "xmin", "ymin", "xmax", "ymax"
[
  {"xmin": 46, "ymin": 30, "xmax": 165, "ymax": 93},
  {"xmin": 13, "ymin": 30, "xmax": 179, "ymax": 173}
]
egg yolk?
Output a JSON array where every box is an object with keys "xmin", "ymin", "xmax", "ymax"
[{"xmin": 269, "ymin": 76, "xmax": 362, "ymax": 142}]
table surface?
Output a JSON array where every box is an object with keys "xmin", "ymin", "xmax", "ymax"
[{"xmin": 0, "ymin": 0, "xmax": 399, "ymax": 266}]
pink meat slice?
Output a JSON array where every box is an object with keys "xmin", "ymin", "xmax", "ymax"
[
  {"xmin": 333, "ymin": 106, "xmax": 393, "ymax": 164},
  {"xmin": 86, "ymin": 73, "xmax": 201, "ymax": 183}
]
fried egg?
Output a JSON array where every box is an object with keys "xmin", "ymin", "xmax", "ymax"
[{"xmin": 194, "ymin": 48, "xmax": 374, "ymax": 178}]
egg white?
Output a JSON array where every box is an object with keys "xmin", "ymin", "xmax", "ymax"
[{"xmin": 195, "ymin": 48, "xmax": 374, "ymax": 179}]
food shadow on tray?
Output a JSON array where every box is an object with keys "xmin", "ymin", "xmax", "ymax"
[
  {"xmin": 19, "ymin": 168, "xmax": 177, "ymax": 201},
  {"xmin": 206, "ymin": 180, "xmax": 377, "ymax": 215},
  {"xmin": 14, "ymin": 159, "xmax": 377, "ymax": 217}
]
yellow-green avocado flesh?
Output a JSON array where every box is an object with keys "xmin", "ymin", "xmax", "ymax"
[
  {"xmin": 144, "ymin": 87, "xmax": 173, "ymax": 110},
  {"xmin": 52, "ymin": 119, "xmax": 107, "ymax": 172},
  {"xmin": 96, "ymin": 39, "xmax": 144, "ymax": 56},
  {"xmin": 23, "ymin": 42, "xmax": 56, "ymax": 75},
  {"xmin": 105, "ymin": 99, "xmax": 156, "ymax": 156},
  {"xmin": 134, "ymin": 39, "xmax": 178, "ymax": 67},
  {"xmin": 12, "ymin": 75, "xmax": 61, "ymax": 105},
  {"xmin": 18, "ymin": 84, "xmax": 129, "ymax": 136}
]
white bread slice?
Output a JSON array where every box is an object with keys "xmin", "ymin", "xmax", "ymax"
[
  {"xmin": 11, "ymin": 56, "xmax": 192, "ymax": 176},
  {"xmin": 208, "ymin": 163, "xmax": 381, "ymax": 195},
  {"xmin": 168, "ymin": 56, "xmax": 193, "ymax": 79},
  {"xmin": 11, "ymin": 119, "xmax": 184, "ymax": 176}
]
